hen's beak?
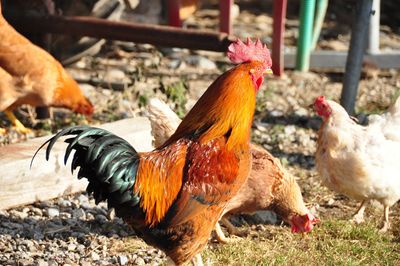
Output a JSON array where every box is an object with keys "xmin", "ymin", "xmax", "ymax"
[{"xmin": 264, "ymin": 68, "xmax": 273, "ymax": 75}]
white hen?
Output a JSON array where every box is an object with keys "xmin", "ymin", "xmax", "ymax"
[
  {"xmin": 314, "ymin": 96, "xmax": 400, "ymax": 232},
  {"xmin": 368, "ymin": 97, "xmax": 400, "ymax": 142}
]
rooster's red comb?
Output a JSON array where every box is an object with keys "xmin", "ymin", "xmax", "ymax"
[{"xmin": 227, "ymin": 38, "xmax": 272, "ymax": 68}]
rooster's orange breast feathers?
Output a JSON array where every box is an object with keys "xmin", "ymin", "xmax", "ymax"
[{"xmin": 135, "ymin": 136, "xmax": 243, "ymax": 227}]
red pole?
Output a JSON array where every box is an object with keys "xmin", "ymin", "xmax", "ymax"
[
  {"xmin": 272, "ymin": 0, "xmax": 287, "ymax": 76},
  {"xmin": 168, "ymin": 0, "xmax": 181, "ymax": 27},
  {"xmin": 219, "ymin": 0, "xmax": 233, "ymax": 34}
]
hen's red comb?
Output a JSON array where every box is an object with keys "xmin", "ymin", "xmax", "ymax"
[
  {"xmin": 227, "ymin": 38, "xmax": 272, "ymax": 68},
  {"xmin": 315, "ymin": 95, "xmax": 327, "ymax": 105}
]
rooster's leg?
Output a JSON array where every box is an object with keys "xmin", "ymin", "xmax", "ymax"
[
  {"xmin": 379, "ymin": 205, "xmax": 390, "ymax": 233},
  {"xmin": 0, "ymin": 127, "xmax": 6, "ymax": 135},
  {"xmin": 191, "ymin": 254, "xmax": 204, "ymax": 266},
  {"xmin": 351, "ymin": 200, "xmax": 368, "ymax": 224},
  {"xmin": 4, "ymin": 110, "xmax": 32, "ymax": 134}
]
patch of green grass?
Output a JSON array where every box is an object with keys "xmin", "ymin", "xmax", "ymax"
[
  {"xmin": 202, "ymin": 219, "xmax": 400, "ymax": 265},
  {"xmin": 390, "ymin": 87, "xmax": 400, "ymax": 106},
  {"xmin": 164, "ymin": 80, "xmax": 187, "ymax": 118}
]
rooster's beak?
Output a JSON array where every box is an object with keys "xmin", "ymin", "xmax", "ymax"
[{"xmin": 264, "ymin": 68, "xmax": 273, "ymax": 75}]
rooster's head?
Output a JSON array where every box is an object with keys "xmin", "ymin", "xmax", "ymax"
[{"xmin": 227, "ymin": 38, "xmax": 273, "ymax": 91}]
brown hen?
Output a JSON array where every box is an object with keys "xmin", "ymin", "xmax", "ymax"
[{"xmin": 0, "ymin": 2, "xmax": 93, "ymax": 134}]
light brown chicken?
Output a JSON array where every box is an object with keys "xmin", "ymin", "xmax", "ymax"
[
  {"xmin": 0, "ymin": 2, "xmax": 93, "ymax": 134},
  {"xmin": 147, "ymin": 98, "xmax": 319, "ymax": 243}
]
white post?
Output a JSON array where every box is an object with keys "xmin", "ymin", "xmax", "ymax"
[{"xmin": 368, "ymin": 0, "xmax": 380, "ymax": 54}]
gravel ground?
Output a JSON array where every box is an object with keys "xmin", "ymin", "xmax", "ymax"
[
  {"xmin": 1, "ymin": 0, "xmax": 400, "ymax": 265},
  {"xmin": 0, "ymin": 193, "xmax": 166, "ymax": 265}
]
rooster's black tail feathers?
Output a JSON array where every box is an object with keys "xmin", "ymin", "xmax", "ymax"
[{"xmin": 32, "ymin": 126, "xmax": 141, "ymax": 209}]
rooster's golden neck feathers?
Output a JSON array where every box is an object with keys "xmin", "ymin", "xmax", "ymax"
[{"xmin": 164, "ymin": 39, "xmax": 272, "ymax": 150}]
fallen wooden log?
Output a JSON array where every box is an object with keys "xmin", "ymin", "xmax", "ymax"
[{"xmin": 0, "ymin": 117, "xmax": 153, "ymax": 210}]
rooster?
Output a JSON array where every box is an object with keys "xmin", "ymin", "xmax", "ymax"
[
  {"xmin": 0, "ymin": 2, "xmax": 93, "ymax": 134},
  {"xmin": 314, "ymin": 96, "xmax": 400, "ymax": 232},
  {"xmin": 33, "ymin": 39, "xmax": 273, "ymax": 265},
  {"xmin": 147, "ymin": 98, "xmax": 319, "ymax": 243}
]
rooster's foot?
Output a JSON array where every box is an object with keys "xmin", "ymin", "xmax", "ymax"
[
  {"xmin": 379, "ymin": 206, "xmax": 390, "ymax": 233},
  {"xmin": 379, "ymin": 221, "xmax": 390, "ymax": 233},
  {"xmin": 351, "ymin": 200, "xmax": 368, "ymax": 224},
  {"xmin": 350, "ymin": 214, "xmax": 365, "ymax": 224}
]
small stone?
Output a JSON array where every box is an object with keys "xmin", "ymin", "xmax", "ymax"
[
  {"xmin": 48, "ymin": 260, "xmax": 58, "ymax": 266},
  {"xmin": 284, "ymin": 125, "xmax": 296, "ymax": 135},
  {"xmin": 327, "ymin": 198, "xmax": 335, "ymax": 206},
  {"xmin": 57, "ymin": 199, "xmax": 72, "ymax": 208},
  {"xmin": 186, "ymin": 55, "xmax": 217, "ymax": 70},
  {"xmin": 80, "ymin": 261, "xmax": 91, "ymax": 266},
  {"xmin": 104, "ymin": 69, "xmax": 127, "ymax": 82},
  {"xmin": 134, "ymin": 257, "xmax": 146, "ymax": 265},
  {"xmin": 72, "ymin": 209, "xmax": 86, "ymax": 220},
  {"xmin": 67, "ymin": 243, "xmax": 77, "ymax": 251},
  {"xmin": 46, "ymin": 208, "xmax": 60, "ymax": 218},
  {"xmin": 9, "ymin": 210, "xmax": 28, "ymax": 220},
  {"xmin": 77, "ymin": 194, "xmax": 89, "ymax": 203},
  {"xmin": 60, "ymin": 212, "xmax": 72, "ymax": 219},
  {"xmin": 31, "ymin": 208, "xmax": 43, "ymax": 216},
  {"xmin": 79, "ymin": 84, "xmax": 96, "ymax": 97},
  {"xmin": 17, "ymin": 258, "xmax": 34, "ymax": 265},
  {"xmin": 168, "ymin": 59, "xmax": 182, "ymax": 69},
  {"xmin": 118, "ymin": 255, "xmax": 128, "ymax": 265},
  {"xmin": 35, "ymin": 259, "xmax": 48, "ymax": 266},
  {"xmin": 86, "ymin": 213, "xmax": 95, "ymax": 220},
  {"xmin": 96, "ymin": 215, "xmax": 108, "ymax": 224},
  {"xmin": 80, "ymin": 203, "xmax": 92, "ymax": 210},
  {"xmin": 91, "ymin": 251, "xmax": 100, "ymax": 261},
  {"xmin": 294, "ymin": 107, "xmax": 309, "ymax": 117},
  {"xmin": 270, "ymin": 110, "xmax": 284, "ymax": 117},
  {"xmin": 2, "ymin": 222, "xmax": 23, "ymax": 230},
  {"xmin": 76, "ymin": 244, "xmax": 85, "ymax": 255}
]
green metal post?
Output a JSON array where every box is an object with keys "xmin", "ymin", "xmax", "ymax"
[
  {"xmin": 296, "ymin": 0, "xmax": 316, "ymax": 71},
  {"xmin": 311, "ymin": 0, "xmax": 328, "ymax": 50}
]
